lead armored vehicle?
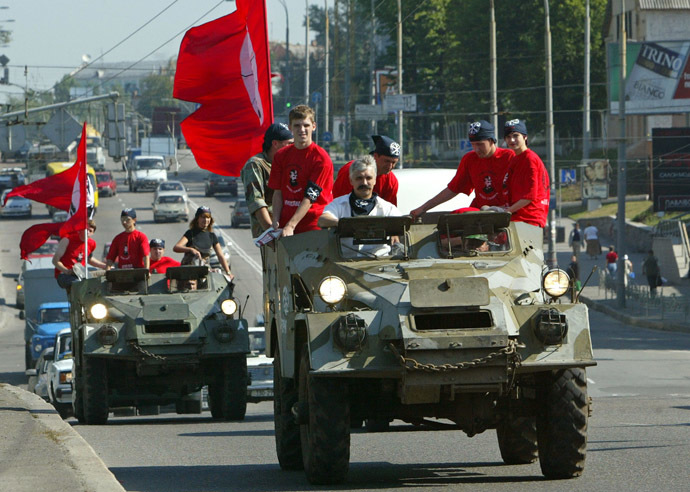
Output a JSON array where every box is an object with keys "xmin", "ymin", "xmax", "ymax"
[
  {"xmin": 264, "ymin": 211, "xmax": 595, "ymax": 484},
  {"xmin": 70, "ymin": 266, "xmax": 249, "ymax": 424}
]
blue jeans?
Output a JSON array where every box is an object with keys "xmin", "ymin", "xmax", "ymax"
[{"xmin": 607, "ymin": 263, "xmax": 617, "ymax": 276}]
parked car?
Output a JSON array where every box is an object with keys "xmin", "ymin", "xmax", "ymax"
[
  {"xmin": 52, "ymin": 210, "xmax": 68, "ymax": 223},
  {"xmin": 247, "ymin": 327, "xmax": 273, "ymax": 402},
  {"xmin": 205, "ymin": 173, "xmax": 238, "ymax": 197},
  {"xmin": 95, "ymin": 171, "xmax": 117, "ymax": 197},
  {"xmin": 154, "ymin": 180, "xmax": 188, "ymax": 201},
  {"xmin": 47, "ymin": 328, "xmax": 73, "ymax": 419},
  {"xmin": 1, "ymin": 196, "xmax": 32, "ymax": 218},
  {"xmin": 26, "ymin": 347, "xmax": 55, "ymax": 401},
  {"xmin": 209, "ymin": 234, "xmax": 231, "ymax": 271},
  {"xmin": 152, "ymin": 191, "xmax": 189, "ymax": 223},
  {"xmin": 230, "ymin": 200, "xmax": 250, "ymax": 228}
]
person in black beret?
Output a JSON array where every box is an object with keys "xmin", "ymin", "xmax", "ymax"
[
  {"xmin": 332, "ymin": 134, "xmax": 400, "ymax": 205},
  {"xmin": 410, "ymin": 119, "xmax": 514, "ymax": 218},
  {"xmin": 240, "ymin": 122, "xmax": 294, "ymax": 238}
]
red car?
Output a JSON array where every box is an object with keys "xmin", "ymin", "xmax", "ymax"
[{"xmin": 95, "ymin": 171, "xmax": 117, "ymax": 197}]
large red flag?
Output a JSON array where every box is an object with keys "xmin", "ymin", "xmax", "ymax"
[
  {"xmin": 60, "ymin": 123, "xmax": 94, "ymax": 236},
  {"xmin": 4, "ymin": 159, "xmax": 79, "ymax": 210},
  {"xmin": 173, "ymin": 0, "xmax": 273, "ymax": 176}
]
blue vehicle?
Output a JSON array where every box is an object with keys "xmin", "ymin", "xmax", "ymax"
[{"xmin": 29, "ymin": 302, "xmax": 70, "ymax": 365}]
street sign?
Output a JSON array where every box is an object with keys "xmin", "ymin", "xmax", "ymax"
[
  {"xmin": 354, "ymin": 104, "xmax": 386, "ymax": 121},
  {"xmin": 0, "ymin": 124, "xmax": 26, "ymax": 153},
  {"xmin": 322, "ymin": 131, "xmax": 333, "ymax": 143},
  {"xmin": 42, "ymin": 108, "xmax": 82, "ymax": 151},
  {"xmin": 383, "ymin": 94, "xmax": 417, "ymax": 112},
  {"xmin": 560, "ymin": 168, "xmax": 576, "ymax": 184},
  {"xmin": 106, "ymin": 102, "xmax": 126, "ymax": 160},
  {"xmin": 311, "ymin": 91, "xmax": 323, "ymax": 104}
]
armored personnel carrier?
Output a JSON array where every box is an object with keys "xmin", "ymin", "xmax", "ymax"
[
  {"xmin": 69, "ymin": 266, "xmax": 249, "ymax": 424},
  {"xmin": 264, "ymin": 211, "xmax": 595, "ymax": 484}
]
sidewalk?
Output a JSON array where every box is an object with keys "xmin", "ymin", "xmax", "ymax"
[
  {"xmin": 555, "ymin": 218, "xmax": 690, "ymax": 333},
  {"xmin": 0, "ymin": 384, "xmax": 125, "ymax": 492}
]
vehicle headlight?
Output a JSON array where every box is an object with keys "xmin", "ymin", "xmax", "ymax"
[
  {"xmin": 34, "ymin": 343, "xmax": 42, "ymax": 353},
  {"xmin": 221, "ymin": 299, "xmax": 238, "ymax": 316},
  {"xmin": 59, "ymin": 371, "xmax": 73, "ymax": 383},
  {"xmin": 16, "ymin": 284, "xmax": 22, "ymax": 291},
  {"xmin": 98, "ymin": 324, "xmax": 118, "ymax": 346},
  {"xmin": 90, "ymin": 303, "xmax": 108, "ymax": 320},
  {"xmin": 318, "ymin": 276, "xmax": 347, "ymax": 304},
  {"xmin": 542, "ymin": 269, "xmax": 570, "ymax": 298}
]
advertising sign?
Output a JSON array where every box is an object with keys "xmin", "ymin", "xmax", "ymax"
[
  {"xmin": 651, "ymin": 127, "xmax": 690, "ymax": 212},
  {"xmin": 609, "ymin": 40, "xmax": 690, "ymax": 115},
  {"xmin": 581, "ymin": 159, "xmax": 609, "ymax": 199}
]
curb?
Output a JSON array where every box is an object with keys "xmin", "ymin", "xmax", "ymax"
[
  {"xmin": 2, "ymin": 384, "xmax": 125, "ymax": 492},
  {"xmin": 580, "ymin": 295, "xmax": 690, "ymax": 334}
]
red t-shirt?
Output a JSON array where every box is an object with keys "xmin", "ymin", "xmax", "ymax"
[
  {"xmin": 447, "ymin": 147, "xmax": 514, "ymax": 208},
  {"xmin": 502, "ymin": 148, "xmax": 550, "ymax": 227},
  {"xmin": 149, "ymin": 256, "xmax": 181, "ymax": 274},
  {"xmin": 106, "ymin": 229, "xmax": 150, "ymax": 269},
  {"xmin": 332, "ymin": 161, "xmax": 399, "ymax": 205},
  {"xmin": 268, "ymin": 142, "xmax": 333, "ymax": 233},
  {"xmin": 54, "ymin": 236, "xmax": 96, "ymax": 278},
  {"xmin": 606, "ymin": 251, "xmax": 618, "ymax": 265}
]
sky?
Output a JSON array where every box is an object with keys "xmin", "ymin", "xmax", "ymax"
[{"xmin": 0, "ymin": 0, "xmax": 310, "ymax": 102}]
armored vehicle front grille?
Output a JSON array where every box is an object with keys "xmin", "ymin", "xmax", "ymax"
[
  {"xmin": 413, "ymin": 311, "xmax": 493, "ymax": 331},
  {"xmin": 144, "ymin": 322, "xmax": 191, "ymax": 334}
]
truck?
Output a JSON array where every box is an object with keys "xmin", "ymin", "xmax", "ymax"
[
  {"xmin": 69, "ymin": 266, "xmax": 250, "ymax": 424},
  {"xmin": 264, "ymin": 211, "xmax": 596, "ymax": 484},
  {"xmin": 29, "ymin": 302, "xmax": 71, "ymax": 368},
  {"xmin": 128, "ymin": 155, "xmax": 168, "ymax": 192},
  {"xmin": 20, "ymin": 256, "xmax": 68, "ymax": 369}
]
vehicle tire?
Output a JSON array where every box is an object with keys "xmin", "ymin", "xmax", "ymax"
[
  {"xmin": 231, "ymin": 220, "xmax": 237, "ymax": 228},
  {"xmin": 299, "ymin": 345, "xmax": 350, "ymax": 484},
  {"xmin": 73, "ymin": 374, "xmax": 85, "ymax": 423},
  {"xmin": 25, "ymin": 342, "xmax": 33, "ymax": 370},
  {"xmin": 83, "ymin": 357, "xmax": 109, "ymax": 425},
  {"xmin": 273, "ymin": 347, "xmax": 303, "ymax": 470},
  {"xmin": 537, "ymin": 368, "xmax": 588, "ymax": 479},
  {"xmin": 365, "ymin": 417, "xmax": 390, "ymax": 433},
  {"xmin": 496, "ymin": 415, "xmax": 538, "ymax": 464},
  {"xmin": 205, "ymin": 189, "xmax": 213, "ymax": 197},
  {"xmin": 208, "ymin": 357, "xmax": 247, "ymax": 420}
]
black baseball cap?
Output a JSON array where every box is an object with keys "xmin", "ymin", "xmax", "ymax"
[
  {"xmin": 468, "ymin": 120, "xmax": 496, "ymax": 143},
  {"xmin": 121, "ymin": 208, "xmax": 136, "ymax": 219},
  {"xmin": 504, "ymin": 118, "xmax": 528, "ymax": 137},
  {"xmin": 370, "ymin": 135, "xmax": 400, "ymax": 158},
  {"xmin": 264, "ymin": 122, "xmax": 293, "ymax": 147},
  {"xmin": 195, "ymin": 206, "xmax": 212, "ymax": 218},
  {"xmin": 150, "ymin": 238, "xmax": 165, "ymax": 248}
]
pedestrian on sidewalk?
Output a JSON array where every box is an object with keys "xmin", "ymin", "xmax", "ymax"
[
  {"xmin": 566, "ymin": 254, "xmax": 580, "ymax": 301},
  {"xmin": 584, "ymin": 222, "xmax": 600, "ymax": 259},
  {"xmin": 642, "ymin": 250, "xmax": 661, "ymax": 298},
  {"xmin": 569, "ymin": 222, "xmax": 584, "ymax": 256},
  {"xmin": 624, "ymin": 254, "xmax": 634, "ymax": 287},
  {"xmin": 606, "ymin": 245, "xmax": 618, "ymax": 277}
]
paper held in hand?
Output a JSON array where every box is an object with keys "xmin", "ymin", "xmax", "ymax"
[{"xmin": 254, "ymin": 227, "xmax": 282, "ymax": 247}]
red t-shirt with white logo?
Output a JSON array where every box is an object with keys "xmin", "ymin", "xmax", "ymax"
[
  {"xmin": 268, "ymin": 143, "xmax": 333, "ymax": 233},
  {"xmin": 332, "ymin": 160, "xmax": 399, "ymax": 205},
  {"xmin": 502, "ymin": 148, "xmax": 550, "ymax": 227},
  {"xmin": 447, "ymin": 147, "xmax": 514, "ymax": 208},
  {"xmin": 54, "ymin": 236, "xmax": 96, "ymax": 278},
  {"xmin": 106, "ymin": 229, "xmax": 150, "ymax": 269}
]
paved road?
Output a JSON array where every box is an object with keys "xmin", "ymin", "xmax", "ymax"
[{"xmin": 0, "ymin": 154, "xmax": 689, "ymax": 491}]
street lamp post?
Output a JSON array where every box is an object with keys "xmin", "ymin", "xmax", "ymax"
[{"xmin": 277, "ymin": 0, "xmax": 290, "ymax": 115}]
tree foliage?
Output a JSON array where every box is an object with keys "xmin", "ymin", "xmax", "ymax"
[{"xmin": 136, "ymin": 74, "xmax": 175, "ymax": 119}]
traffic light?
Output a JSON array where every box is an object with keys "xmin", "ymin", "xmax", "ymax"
[{"xmin": 286, "ymin": 102, "xmax": 292, "ymax": 109}]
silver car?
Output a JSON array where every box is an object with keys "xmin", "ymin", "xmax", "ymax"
[
  {"xmin": 26, "ymin": 347, "xmax": 54, "ymax": 401},
  {"xmin": 1, "ymin": 196, "xmax": 32, "ymax": 218},
  {"xmin": 152, "ymin": 191, "xmax": 189, "ymax": 223}
]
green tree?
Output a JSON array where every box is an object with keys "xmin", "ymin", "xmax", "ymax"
[{"xmin": 136, "ymin": 73, "xmax": 175, "ymax": 119}]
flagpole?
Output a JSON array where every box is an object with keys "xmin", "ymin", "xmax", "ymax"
[{"xmin": 82, "ymin": 122, "xmax": 89, "ymax": 280}]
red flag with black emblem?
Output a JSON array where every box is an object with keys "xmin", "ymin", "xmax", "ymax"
[
  {"xmin": 60, "ymin": 122, "xmax": 94, "ymax": 236},
  {"xmin": 173, "ymin": 0, "xmax": 273, "ymax": 176}
]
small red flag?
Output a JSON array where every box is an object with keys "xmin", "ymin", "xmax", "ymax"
[
  {"xmin": 19, "ymin": 223, "xmax": 62, "ymax": 260},
  {"xmin": 173, "ymin": 0, "xmax": 273, "ymax": 176}
]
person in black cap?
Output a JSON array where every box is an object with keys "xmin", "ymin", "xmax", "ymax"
[
  {"xmin": 149, "ymin": 238, "xmax": 181, "ymax": 274},
  {"xmin": 500, "ymin": 118, "xmax": 550, "ymax": 227},
  {"xmin": 410, "ymin": 120, "xmax": 514, "ymax": 218},
  {"xmin": 173, "ymin": 206, "xmax": 232, "ymax": 277},
  {"xmin": 332, "ymin": 134, "xmax": 400, "ymax": 205},
  {"xmin": 106, "ymin": 208, "xmax": 150, "ymax": 270},
  {"xmin": 240, "ymin": 122, "xmax": 294, "ymax": 238}
]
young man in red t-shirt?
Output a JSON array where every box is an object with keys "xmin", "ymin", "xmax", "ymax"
[
  {"xmin": 268, "ymin": 105, "xmax": 333, "ymax": 236},
  {"xmin": 501, "ymin": 119, "xmax": 550, "ymax": 227},
  {"xmin": 332, "ymin": 134, "xmax": 400, "ymax": 205},
  {"xmin": 106, "ymin": 208, "xmax": 150, "ymax": 270},
  {"xmin": 52, "ymin": 219, "xmax": 107, "ymax": 291},
  {"xmin": 149, "ymin": 238, "xmax": 180, "ymax": 274},
  {"xmin": 410, "ymin": 120, "xmax": 514, "ymax": 218}
]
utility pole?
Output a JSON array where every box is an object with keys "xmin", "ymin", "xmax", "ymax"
[
  {"xmin": 545, "ymin": 0, "xmax": 557, "ymax": 267},
  {"xmin": 278, "ymin": 0, "xmax": 290, "ymax": 116},
  {"xmin": 490, "ymin": 0, "xmax": 498, "ymax": 131},
  {"xmin": 343, "ymin": 0, "xmax": 351, "ymax": 160},
  {"xmin": 616, "ymin": 0, "xmax": 628, "ymax": 306},
  {"xmin": 324, "ymin": 0, "xmax": 329, "ymax": 138},
  {"xmin": 305, "ymin": 0, "xmax": 310, "ymax": 105},
  {"xmin": 397, "ymin": 0, "xmax": 403, "ymax": 168},
  {"xmin": 583, "ymin": 0, "xmax": 591, "ymax": 160},
  {"xmin": 369, "ymin": 0, "xmax": 376, "ymax": 134}
]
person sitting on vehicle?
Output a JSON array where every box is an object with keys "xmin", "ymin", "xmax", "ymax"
[
  {"xmin": 318, "ymin": 155, "xmax": 401, "ymax": 257},
  {"xmin": 52, "ymin": 219, "xmax": 107, "ymax": 292},
  {"xmin": 106, "ymin": 209, "xmax": 150, "ymax": 270},
  {"xmin": 148, "ymin": 238, "xmax": 181, "ymax": 275},
  {"xmin": 173, "ymin": 206, "xmax": 232, "ymax": 278}
]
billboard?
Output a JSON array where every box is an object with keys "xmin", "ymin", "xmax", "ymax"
[
  {"xmin": 581, "ymin": 159, "xmax": 610, "ymax": 199},
  {"xmin": 608, "ymin": 40, "xmax": 690, "ymax": 115},
  {"xmin": 651, "ymin": 127, "xmax": 690, "ymax": 212}
]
